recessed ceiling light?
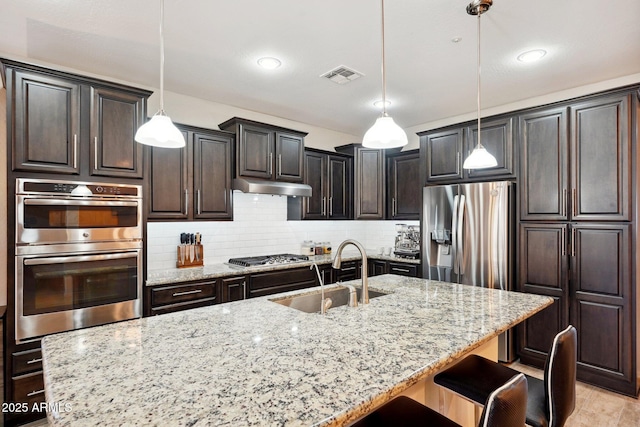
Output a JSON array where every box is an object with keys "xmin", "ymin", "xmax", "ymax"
[
  {"xmin": 257, "ymin": 57, "xmax": 282, "ymax": 69},
  {"xmin": 373, "ymin": 100, "xmax": 391, "ymax": 108},
  {"xmin": 517, "ymin": 49, "xmax": 547, "ymax": 63},
  {"xmin": 451, "ymin": 37, "xmax": 462, "ymax": 43}
]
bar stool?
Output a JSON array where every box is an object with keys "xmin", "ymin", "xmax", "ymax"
[
  {"xmin": 434, "ymin": 325, "xmax": 577, "ymax": 427},
  {"xmin": 351, "ymin": 373, "xmax": 528, "ymax": 427}
]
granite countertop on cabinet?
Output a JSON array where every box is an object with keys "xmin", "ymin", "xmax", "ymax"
[
  {"xmin": 42, "ymin": 275, "xmax": 552, "ymax": 426},
  {"xmin": 146, "ymin": 252, "xmax": 420, "ymax": 287}
]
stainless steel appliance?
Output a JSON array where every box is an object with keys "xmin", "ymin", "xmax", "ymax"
[
  {"xmin": 422, "ymin": 181, "xmax": 515, "ymax": 361},
  {"xmin": 228, "ymin": 254, "xmax": 309, "ymax": 267},
  {"xmin": 15, "ymin": 178, "xmax": 143, "ymax": 342},
  {"xmin": 394, "ymin": 224, "xmax": 420, "ymax": 259}
]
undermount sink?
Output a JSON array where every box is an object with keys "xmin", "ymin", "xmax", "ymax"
[{"xmin": 270, "ymin": 286, "xmax": 388, "ymax": 313}]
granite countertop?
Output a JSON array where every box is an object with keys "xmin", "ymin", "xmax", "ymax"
[
  {"xmin": 146, "ymin": 252, "xmax": 420, "ymax": 286},
  {"xmin": 42, "ymin": 275, "xmax": 552, "ymax": 426}
]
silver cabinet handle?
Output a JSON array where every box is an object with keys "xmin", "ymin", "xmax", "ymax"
[
  {"xmin": 392, "ymin": 197, "xmax": 397, "ymax": 217},
  {"xmin": 456, "ymin": 152, "xmax": 461, "ymax": 174},
  {"xmin": 322, "ymin": 197, "xmax": 326, "ymax": 216},
  {"xmin": 94, "ymin": 136, "xmax": 99, "ymax": 168},
  {"xmin": 393, "ymin": 268, "xmax": 411, "ymax": 273},
  {"xmin": 184, "ymin": 189, "xmax": 189, "ymax": 216},
  {"xmin": 329, "ymin": 197, "xmax": 333, "ymax": 217},
  {"xmin": 278, "ymin": 153, "xmax": 282, "ymax": 176},
  {"xmin": 572, "ymin": 188, "xmax": 577, "ymax": 218},
  {"xmin": 27, "ymin": 390, "xmax": 45, "ymax": 397},
  {"xmin": 561, "ymin": 228, "xmax": 566, "ymax": 256},
  {"xmin": 172, "ymin": 289, "xmax": 203, "ymax": 297},
  {"xmin": 73, "ymin": 134, "xmax": 78, "ymax": 169},
  {"xmin": 562, "ymin": 189, "xmax": 567, "ymax": 218},
  {"xmin": 242, "ymin": 281, "xmax": 247, "ymax": 299},
  {"xmin": 197, "ymin": 190, "xmax": 201, "ymax": 215},
  {"xmin": 269, "ymin": 152, "xmax": 273, "ymax": 175},
  {"xmin": 26, "ymin": 358, "xmax": 43, "ymax": 365},
  {"xmin": 571, "ymin": 227, "xmax": 576, "ymax": 257}
]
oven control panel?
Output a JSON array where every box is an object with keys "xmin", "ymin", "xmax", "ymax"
[{"xmin": 18, "ymin": 178, "xmax": 141, "ymax": 198}]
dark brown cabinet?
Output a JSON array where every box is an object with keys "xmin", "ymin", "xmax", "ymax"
[
  {"xmin": 146, "ymin": 124, "xmax": 233, "ymax": 221},
  {"xmin": 147, "ymin": 280, "xmax": 217, "ymax": 316},
  {"xmin": 288, "ymin": 149, "xmax": 352, "ymax": 220},
  {"xmin": 333, "ymin": 260, "xmax": 362, "ymax": 282},
  {"xmin": 248, "ymin": 267, "xmax": 317, "ymax": 298},
  {"xmin": 3, "ymin": 59, "xmax": 150, "ymax": 179},
  {"xmin": 517, "ymin": 86, "xmax": 638, "ymax": 396},
  {"xmin": 219, "ymin": 276, "xmax": 248, "ymax": 303},
  {"xmin": 387, "ymin": 150, "xmax": 420, "ymax": 220},
  {"xmin": 368, "ymin": 259, "xmax": 420, "ymax": 278},
  {"xmin": 5, "ymin": 341, "xmax": 46, "ymax": 426},
  {"xmin": 219, "ymin": 117, "xmax": 306, "ymax": 183},
  {"xmin": 369, "ymin": 260, "xmax": 388, "ymax": 277},
  {"xmin": 419, "ymin": 116, "xmax": 515, "ymax": 184}
]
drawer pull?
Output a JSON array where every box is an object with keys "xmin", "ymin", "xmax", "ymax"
[
  {"xmin": 342, "ymin": 267, "xmax": 356, "ymax": 271},
  {"xmin": 392, "ymin": 268, "xmax": 411, "ymax": 273},
  {"xmin": 172, "ymin": 289, "xmax": 203, "ymax": 297},
  {"xmin": 27, "ymin": 389, "xmax": 45, "ymax": 397},
  {"xmin": 26, "ymin": 358, "xmax": 43, "ymax": 365}
]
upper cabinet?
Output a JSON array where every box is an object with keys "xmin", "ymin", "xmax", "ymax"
[
  {"xmin": 288, "ymin": 149, "xmax": 352, "ymax": 220},
  {"xmin": 386, "ymin": 150, "xmax": 420, "ymax": 220},
  {"xmin": 2, "ymin": 59, "xmax": 150, "ymax": 179},
  {"xmin": 218, "ymin": 117, "xmax": 306, "ymax": 183},
  {"xmin": 146, "ymin": 124, "xmax": 234, "ymax": 221},
  {"xmin": 419, "ymin": 116, "xmax": 515, "ymax": 185},
  {"xmin": 519, "ymin": 92, "xmax": 631, "ymax": 221}
]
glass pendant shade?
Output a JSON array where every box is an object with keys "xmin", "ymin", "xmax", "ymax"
[
  {"xmin": 135, "ymin": 114, "xmax": 185, "ymax": 148},
  {"xmin": 463, "ymin": 145, "xmax": 497, "ymax": 169},
  {"xmin": 362, "ymin": 115, "xmax": 408, "ymax": 149}
]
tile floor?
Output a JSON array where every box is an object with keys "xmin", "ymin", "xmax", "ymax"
[{"xmin": 510, "ymin": 361, "xmax": 640, "ymax": 427}]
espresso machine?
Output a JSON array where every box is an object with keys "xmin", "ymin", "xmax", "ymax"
[{"xmin": 394, "ymin": 224, "xmax": 420, "ymax": 259}]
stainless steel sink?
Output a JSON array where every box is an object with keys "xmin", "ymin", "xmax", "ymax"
[{"xmin": 270, "ymin": 286, "xmax": 388, "ymax": 313}]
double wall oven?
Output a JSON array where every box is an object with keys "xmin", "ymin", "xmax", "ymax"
[{"xmin": 15, "ymin": 178, "xmax": 143, "ymax": 342}]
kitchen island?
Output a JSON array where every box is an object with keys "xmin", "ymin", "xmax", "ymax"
[{"xmin": 41, "ymin": 275, "xmax": 552, "ymax": 426}]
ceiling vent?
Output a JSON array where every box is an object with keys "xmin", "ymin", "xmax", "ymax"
[{"xmin": 320, "ymin": 65, "xmax": 364, "ymax": 85}]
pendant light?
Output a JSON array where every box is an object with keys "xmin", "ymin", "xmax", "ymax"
[
  {"xmin": 135, "ymin": 0, "xmax": 185, "ymax": 148},
  {"xmin": 462, "ymin": 0, "xmax": 497, "ymax": 169},
  {"xmin": 362, "ymin": 0, "xmax": 408, "ymax": 149}
]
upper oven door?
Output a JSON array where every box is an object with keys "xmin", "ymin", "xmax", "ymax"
[{"xmin": 16, "ymin": 196, "xmax": 142, "ymax": 245}]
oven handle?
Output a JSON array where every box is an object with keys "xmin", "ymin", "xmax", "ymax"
[
  {"xmin": 23, "ymin": 251, "xmax": 139, "ymax": 266},
  {"xmin": 23, "ymin": 199, "xmax": 139, "ymax": 207}
]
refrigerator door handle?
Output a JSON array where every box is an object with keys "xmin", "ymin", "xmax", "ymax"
[
  {"xmin": 457, "ymin": 194, "xmax": 466, "ymax": 275},
  {"xmin": 452, "ymin": 195, "xmax": 460, "ymax": 274}
]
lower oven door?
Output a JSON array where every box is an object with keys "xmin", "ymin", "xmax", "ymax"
[{"xmin": 16, "ymin": 249, "xmax": 142, "ymax": 342}]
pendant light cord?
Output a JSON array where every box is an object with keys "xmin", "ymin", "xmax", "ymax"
[
  {"xmin": 380, "ymin": 0, "xmax": 387, "ymax": 117},
  {"xmin": 159, "ymin": 0, "xmax": 166, "ymax": 114},
  {"xmin": 476, "ymin": 11, "xmax": 482, "ymax": 149}
]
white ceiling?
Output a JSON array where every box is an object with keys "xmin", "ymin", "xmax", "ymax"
[{"xmin": 1, "ymin": 0, "xmax": 639, "ymax": 136}]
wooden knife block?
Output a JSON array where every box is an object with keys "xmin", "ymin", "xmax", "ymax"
[{"xmin": 177, "ymin": 244, "xmax": 204, "ymax": 268}]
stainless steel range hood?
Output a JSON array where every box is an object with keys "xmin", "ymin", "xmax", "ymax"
[{"xmin": 232, "ymin": 178, "xmax": 312, "ymax": 197}]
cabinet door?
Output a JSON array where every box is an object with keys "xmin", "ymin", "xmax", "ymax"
[
  {"xmin": 464, "ymin": 117, "xmax": 515, "ymax": 179},
  {"xmin": 369, "ymin": 260, "xmax": 388, "ymax": 277},
  {"xmin": 389, "ymin": 262, "xmax": 419, "ymax": 277},
  {"xmin": 519, "ymin": 107, "xmax": 569, "ymax": 221},
  {"xmin": 147, "ymin": 130, "xmax": 189, "ymax": 220},
  {"xmin": 193, "ymin": 132, "xmax": 233, "ymax": 220},
  {"xmin": 249, "ymin": 267, "xmax": 316, "ymax": 298},
  {"xmin": 570, "ymin": 94, "xmax": 630, "ymax": 221},
  {"xmin": 517, "ymin": 223, "xmax": 569, "ymax": 366},
  {"xmin": 275, "ymin": 132, "xmax": 304, "ymax": 182},
  {"xmin": 220, "ymin": 276, "xmax": 248, "ymax": 303},
  {"xmin": 90, "ymin": 87, "xmax": 144, "ymax": 178},
  {"xmin": 387, "ymin": 151, "xmax": 420, "ymax": 220},
  {"xmin": 237, "ymin": 124, "xmax": 273, "ymax": 179},
  {"xmin": 355, "ymin": 148, "xmax": 385, "ymax": 219},
  {"xmin": 302, "ymin": 151, "xmax": 327, "ymax": 219},
  {"xmin": 569, "ymin": 223, "xmax": 633, "ymax": 394},
  {"xmin": 12, "ymin": 70, "xmax": 81, "ymax": 174},
  {"xmin": 422, "ymin": 128, "xmax": 463, "ymax": 183},
  {"xmin": 328, "ymin": 155, "xmax": 352, "ymax": 219}
]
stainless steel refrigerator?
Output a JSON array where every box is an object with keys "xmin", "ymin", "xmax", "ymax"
[{"xmin": 422, "ymin": 181, "xmax": 515, "ymax": 362}]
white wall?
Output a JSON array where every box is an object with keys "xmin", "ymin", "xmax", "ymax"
[{"xmin": 147, "ymin": 192, "xmax": 417, "ymax": 272}]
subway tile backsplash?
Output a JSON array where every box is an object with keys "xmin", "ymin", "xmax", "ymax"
[{"xmin": 147, "ymin": 191, "xmax": 418, "ymax": 272}]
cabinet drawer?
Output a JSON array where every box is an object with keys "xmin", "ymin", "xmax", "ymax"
[
  {"xmin": 150, "ymin": 298, "xmax": 216, "ymax": 316},
  {"xmin": 13, "ymin": 348, "xmax": 43, "ymax": 376},
  {"xmin": 388, "ymin": 262, "xmax": 419, "ymax": 277},
  {"xmin": 151, "ymin": 282, "xmax": 216, "ymax": 307},
  {"xmin": 249, "ymin": 267, "xmax": 316, "ymax": 298},
  {"xmin": 12, "ymin": 372, "xmax": 45, "ymax": 406}
]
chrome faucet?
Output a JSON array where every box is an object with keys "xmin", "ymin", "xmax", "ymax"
[
  {"xmin": 332, "ymin": 239, "xmax": 369, "ymax": 304},
  {"xmin": 311, "ymin": 262, "xmax": 332, "ymax": 314}
]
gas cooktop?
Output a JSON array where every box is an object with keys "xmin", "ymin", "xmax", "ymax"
[{"xmin": 227, "ymin": 254, "xmax": 309, "ymax": 267}]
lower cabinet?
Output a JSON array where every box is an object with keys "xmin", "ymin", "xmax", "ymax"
[
  {"xmin": 248, "ymin": 267, "xmax": 317, "ymax": 298},
  {"xmin": 368, "ymin": 259, "xmax": 420, "ymax": 278},
  {"xmin": 147, "ymin": 280, "xmax": 217, "ymax": 316},
  {"xmin": 219, "ymin": 276, "xmax": 248, "ymax": 303},
  {"xmin": 5, "ymin": 341, "xmax": 46, "ymax": 426},
  {"xmin": 333, "ymin": 260, "xmax": 362, "ymax": 282}
]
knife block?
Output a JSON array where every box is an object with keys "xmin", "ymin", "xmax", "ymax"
[{"xmin": 177, "ymin": 244, "xmax": 204, "ymax": 268}]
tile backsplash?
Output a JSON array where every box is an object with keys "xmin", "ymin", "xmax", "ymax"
[{"xmin": 147, "ymin": 191, "xmax": 418, "ymax": 272}]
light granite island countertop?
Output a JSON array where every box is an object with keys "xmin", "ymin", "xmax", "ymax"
[{"xmin": 41, "ymin": 275, "xmax": 552, "ymax": 426}]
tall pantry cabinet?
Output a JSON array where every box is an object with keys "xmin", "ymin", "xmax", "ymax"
[{"xmin": 517, "ymin": 88, "xmax": 639, "ymax": 396}]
